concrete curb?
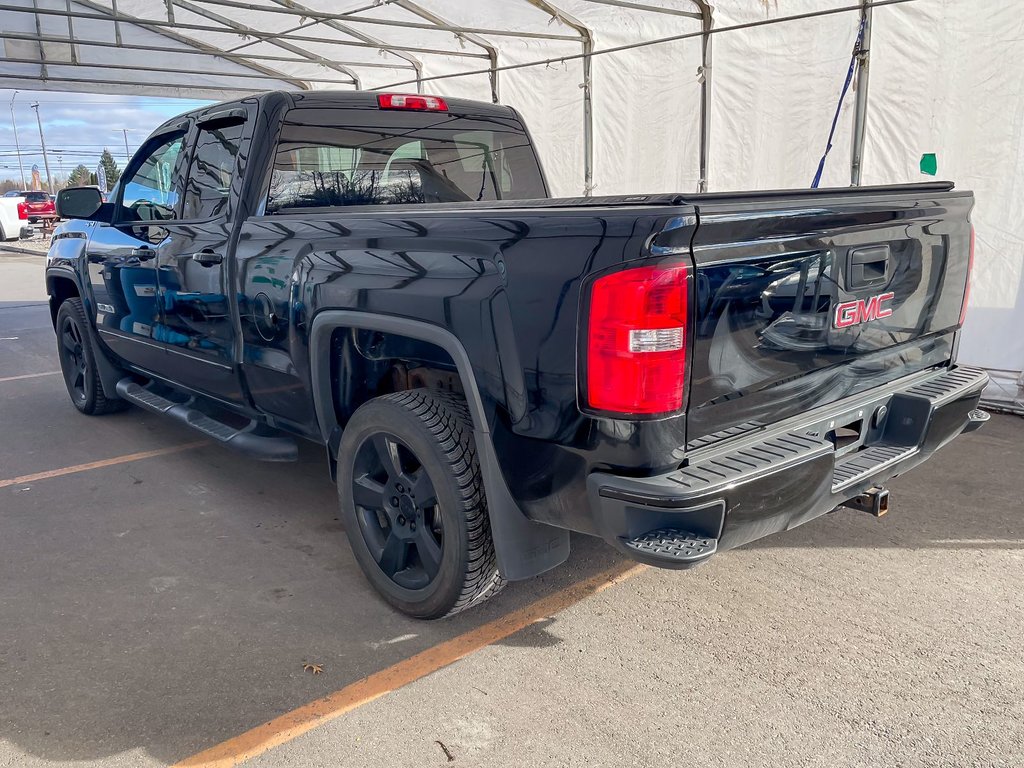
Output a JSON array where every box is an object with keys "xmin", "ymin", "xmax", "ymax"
[{"xmin": 0, "ymin": 244, "xmax": 47, "ymax": 257}]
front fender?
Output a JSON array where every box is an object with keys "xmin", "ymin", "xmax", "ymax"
[{"xmin": 45, "ymin": 263, "xmax": 122, "ymax": 400}]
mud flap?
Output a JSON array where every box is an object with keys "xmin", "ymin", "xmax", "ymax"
[{"xmin": 475, "ymin": 431, "xmax": 570, "ymax": 580}]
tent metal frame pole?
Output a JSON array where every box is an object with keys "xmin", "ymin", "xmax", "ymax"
[
  {"xmin": 363, "ymin": 0, "xmax": 912, "ymax": 197},
  {"xmin": 31, "ymin": 0, "xmax": 47, "ymax": 80},
  {"xmin": 157, "ymin": 0, "xmax": 583, "ymax": 41},
  {"xmin": 376, "ymin": 0, "xmax": 913, "ymax": 89},
  {"xmin": 4, "ymin": 0, "xmax": 898, "ymax": 190},
  {"xmin": 850, "ymin": 0, "xmax": 873, "ymax": 186},
  {"xmin": 72, "ymin": 0, "xmax": 311, "ymax": 89},
  {"xmin": 694, "ymin": 1, "xmax": 713, "ymax": 192},
  {"xmin": 392, "ymin": 0, "xmax": 501, "ymax": 103},
  {"xmin": 584, "ymin": 0, "xmax": 711, "ymax": 191},
  {"xmin": 0, "ymin": 74, "xmax": 277, "ymax": 93},
  {"xmin": 168, "ymin": 0, "xmax": 360, "ymax": 88},
  {"xmin": 525, "ymin": 0, "xmax": 594, "ymax": 196},
  {"xmin": 263, "ymin": 0, "xmax": 424, "ymax": 93},
  {"xmin": 224, "ymin": 16, "xmax": 340, "ymax": 54},
  {"xmin": 584, "ymin": 0, "xmax": 702, "ymax": 19},
  {"xmin": 221, "ymin": 0, "xmax": 391, "ymax": 56},
  {"xmin": 0, "ymin": 4, "xmax": 490, "ymax": 59},
  {"xmin": 109, "ymin": 0, "xmax": 122, "ymax": 45},
  {"xmin": 0, "ymin": 55, "xmax": 376, "ymax": 85},
  {"xmin": 0, "ymin": 31, "xmax": 417, "ymax": 71},
  {"xmin": 64, "ymin": 0, "xmax": 78, "ymax": 64}
]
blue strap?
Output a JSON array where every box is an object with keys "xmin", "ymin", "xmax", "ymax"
[{"xmin": 811, "ymin": 17, "xmax": 867, "ymax": 188}]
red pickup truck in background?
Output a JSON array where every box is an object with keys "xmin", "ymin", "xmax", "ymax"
[{"xmin": 18, "ymin": 191, "xmax": 57, "ymax": 225}]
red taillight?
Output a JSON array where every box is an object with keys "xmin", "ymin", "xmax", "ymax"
[
  {"xmin": 377, "ymin": 93, "xmax": 448, "ymax": 112},
  {"xmin": 16, "ymin": 202, "xmax": 27, "ymax": 220},
  {"xmin": 960, "ymin": 225, "xmax": 975, "ymax": 326},
  {"xmin": 585, "ymin": 263, "xmax": 689, "ymax": 415}
]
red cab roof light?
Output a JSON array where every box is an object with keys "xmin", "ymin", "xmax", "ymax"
[{"xmin": 377, "ymin": 93, "xmax": 448, "ymax": 112}]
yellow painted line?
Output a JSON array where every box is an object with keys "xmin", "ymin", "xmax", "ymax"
[
  {"xmin": 0, "ymin": 441, "xmax": 207, "ymax": 489},
  {"xmin": 0, "ymin": 370, "xmax": 60, "ymax": 383},
  {"xmin": 174, "ymin": 561, "xmax": 649, "ymax": 768}
]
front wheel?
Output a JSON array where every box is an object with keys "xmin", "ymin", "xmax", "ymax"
[
  {"xmin": 336, "ymin": 389, "xmax": 505, "ymax": 619},
  {"xmin": 54, "ymin": 298, "xmax": 127, "ymax": 415}
]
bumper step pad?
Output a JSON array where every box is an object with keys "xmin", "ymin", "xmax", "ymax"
[
  {"xmin": 621, "ymin": 528, "xmax": 718, "ymax": 567},
  {"xmin": 832, "ymin": 443, "xmax": 915, "ymax": 492},
  {"xmin": 904, "ymin": 366, "xmax": 989, "ymax": 406}
]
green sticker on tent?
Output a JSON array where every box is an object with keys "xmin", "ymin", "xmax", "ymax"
[{"xmin": 920, "ymin": 153, "xmax": 937, "ymax": 176}]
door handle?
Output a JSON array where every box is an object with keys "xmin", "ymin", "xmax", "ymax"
[
  {"xmin": 130, "ymin": 247, "xmax": 156, "ymax": 261},
  {"xmin": 847, "ymin": 245, "xmax": 889, "ymax": 288},
  {"xmin": 192, "ymin": 249, "xmax": 223, "ymax": 267}
]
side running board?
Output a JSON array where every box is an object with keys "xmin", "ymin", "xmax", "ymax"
[{"xmin": 115, "ymin": 379, "xmax": 298, "ymax": 462}]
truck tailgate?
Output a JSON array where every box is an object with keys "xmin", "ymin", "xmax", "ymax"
[{"xmin": 685, "ymin": 184, "xmax": 973, "ymax": 447}]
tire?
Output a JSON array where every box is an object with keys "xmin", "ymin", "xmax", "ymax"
[
  {"xmin": 54, "ymin": 297, "xmax": 128, "ymax": 415},
  {"xmin": 336, "ymin": 389, "xmax": 505, "ymax": 619}
]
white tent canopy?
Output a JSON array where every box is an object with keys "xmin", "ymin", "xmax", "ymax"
[{"xmin": 2, "ymin": 0, "xmax": 1021, "ymax": 409}]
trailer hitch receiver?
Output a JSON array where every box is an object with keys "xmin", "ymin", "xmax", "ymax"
[{"xmin": 841, "ymin": 486, "xmax": 890, "ymax": 517}]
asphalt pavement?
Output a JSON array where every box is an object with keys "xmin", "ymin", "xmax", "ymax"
[{"xmin": 1, "ymin": 251, "xmax": 1021, "ymax": 768}]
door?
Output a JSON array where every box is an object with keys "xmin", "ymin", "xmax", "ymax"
[
  {"xmin": 87, "ymin": 129, "xmax": 188, "ymax": 374},
  {"xmin": 153, "ymin": 113, "xmax": 249, "ymax": 402}
]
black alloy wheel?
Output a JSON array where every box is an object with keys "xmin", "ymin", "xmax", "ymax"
[
  {"xmin": 54, "ymin": 298, "xmax": 127, "ymax": 415},
  {"xmin": 351, "ymin": 431, "xmax": 445, "ymax": 590},
  {"xmin": 337, "ymin": 389, "xmax": 504, "ymax": 619},
  {"xmin": 58, "ymin": 310, "xmax": 88, "ymax": 405}
]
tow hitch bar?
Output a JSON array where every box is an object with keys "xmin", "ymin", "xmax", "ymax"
[{"xmin": 842, "ymin": 486, "xmax": 890, "ymax": 517}]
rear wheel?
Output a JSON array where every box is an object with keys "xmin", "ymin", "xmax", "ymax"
[
  {"xmin": 337, "ymin": 389, "xmax": 504, "ymax": 619},
  {"xmin": 55, "ymin": 298, "xmax": 127, "ymax": 415}
]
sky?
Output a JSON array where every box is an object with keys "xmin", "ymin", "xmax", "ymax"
[{"xmin": 0, "ymin": 89, "xmax": 213, "ymax": 188}]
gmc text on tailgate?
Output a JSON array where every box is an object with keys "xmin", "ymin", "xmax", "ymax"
[{"xmin": 44, "ymin": 91, "xmax": 989, "ymax": 618}]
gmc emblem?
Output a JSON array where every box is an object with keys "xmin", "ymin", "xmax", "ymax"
[{"xmin": 833, "ymin": 292, "xmax": 895, "ymax": 329}]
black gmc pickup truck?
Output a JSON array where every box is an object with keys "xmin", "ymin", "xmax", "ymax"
[{"xmin": 46, "ymin": 90, "xmax": 988, "ymax": 618}]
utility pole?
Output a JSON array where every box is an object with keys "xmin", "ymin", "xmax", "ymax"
[
  {"xmin": 122, "ymin": 128, "xmax": 130, "ymax": 160},
  {"xmin": 30, "ymin": 102, "xmax": 54, "ymax": 195},
  {"xmin": 53, "ymin": 150, "xmax": 65, "ymax": 187},
  {"xmin": 8, "ymin": 91, "xmax": 27, "ymax": 190}
]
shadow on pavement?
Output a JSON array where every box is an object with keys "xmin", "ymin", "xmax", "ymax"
[
  {"xmin": 1, "ymin": 293, "xmax": 1019, "ymax": 765},
  {"xmin": 745, "ymin": 413, "xmax": 1024, "ymax": 552},
  {"xmin": 0, "ymin": 416, "xmax": 624, "ymax": 766}
]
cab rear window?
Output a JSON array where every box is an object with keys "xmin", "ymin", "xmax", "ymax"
[{"xmin": 265, "ymin": 107, "xmax": 546, "ymax": 212}]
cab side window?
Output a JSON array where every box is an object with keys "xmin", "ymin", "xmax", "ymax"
[
  {"xmin": 182, "ymin": 118, "xmax": 246, "ymax": 220},
  {"xmin": 120, "ymin": 132, "xmax": 186, "ymax": 223}
]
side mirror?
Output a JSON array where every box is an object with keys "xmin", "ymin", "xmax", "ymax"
[{"xmin": 56, "ymin": 187, "xmax": 108, "ymax": 222}]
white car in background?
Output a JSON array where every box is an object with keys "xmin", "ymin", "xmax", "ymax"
[{"xmin": 0, "ymin": 194, "xmax": 33, "ymax": 242}]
